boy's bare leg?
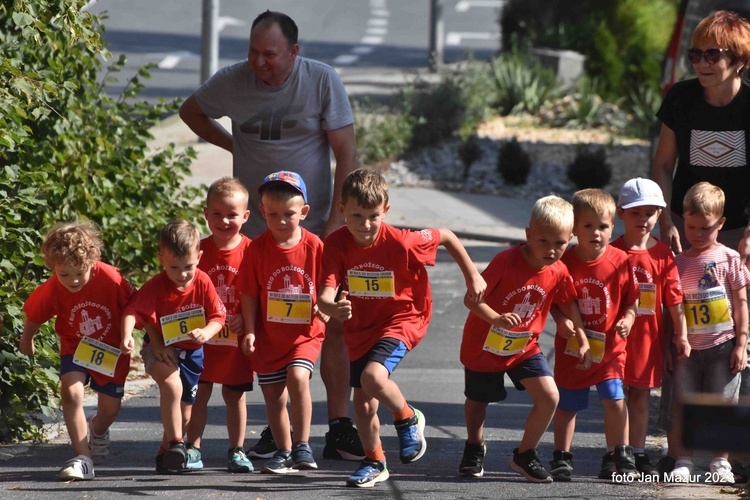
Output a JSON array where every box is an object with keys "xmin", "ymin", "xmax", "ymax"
[
  {"xmin": 261, "ymin": 381, "xmax": 292, "ymax": 452},
  {"xmin": 464, "ymin": 399, "xmax": 488, "ymax": 445},
  {"xmin": 553, "ymin": 408, "xmax": 576, "ymax": 451},
  {"xmin": 60, "ymin": 371, "xmax": 90, "ymax": 457},
  {"xmin": 359, "ymin": 361, "xmax": 406, "ymax": 413},
  {"xmin": 519, "ymin": 376, "xmax": 559, "ymax": 452},
  {"xmin": 186, "ymin": 383, "xmax": 212, "ymax": 448},
  {"xmin": 352, "ymin": 388, "xmax": 380, "ymax": 452},
  {"xmin": 602, "ymin": 399, "xmax": 629, "ymax": 447},
  {"xmin": 150, "ymin": 360, "xmax": 184, "ymax": 447},
  {"xmin": 625, "ymin": 386, "xmax": 649, "ymax": 449},
  {"xmin": 287, "ymin": 366, "xmax": 313, "ymax": 444},
  {"xmin": 320, "ymin": 319, "xmax": 352, "ymax": 419},
  {"xmin": 222, "ymin": 386, "xmax": 247, "ymax": 449},
  {"xmin": 93, "ymin": 393, "xmax": 122, "ymax": 435}
]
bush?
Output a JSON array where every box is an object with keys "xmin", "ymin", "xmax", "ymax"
[
  {"xmin": 352, "ymin": 99, "xmax": 412, "ymax": 165},
  {"xmin": 1, "ymin": 0, "xmax": 204, "ymax": 441},
  {"xmin": 490, "ymin": 47, "xmax": 560, "ymax": 116},
  {"xmin": 567, "ymin": 146, "xmax": 612, "ymax": 189},
  {"xmin": 458, "ymin": 135, "xmax": 483, "ymax": 179},
  {"xmin": 401, "ymin": 76, "xmax": 466, "ymax": 150},
  {"xmin": 497, "ymin": 137, "xmax": 532, "ymax": 185}
]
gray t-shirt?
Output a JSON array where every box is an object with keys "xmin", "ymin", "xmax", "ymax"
[{"xmin": 195, "ymin": 56, "xmax": 354, "ymax": 237}]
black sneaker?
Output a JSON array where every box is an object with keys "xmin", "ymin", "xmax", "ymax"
[
  {"xmin": 260, "ymin": 450, "xmax": 296, "ymax": 474},
  {"xmin": 509, "ymin": 447, "xmax": 552, "ymax": 483},
  {"xmin": 613, "ymin": 445, "xmax": 641, "ymax": 481},
  {"xmin": 597, "ymin": 451, "xmax": 615, "ymax": 480},
  {"xmin": 291, "ymin": 442, "xmax": 318, "ymax": 470},
  {"xmin": 655, "ymin": 455, "xmax": 676, "ymax": 481},
  {"xmin": 156, "ymin": 441, "xmax": 186, "ymax": 474},
  {"xmin": 634, "ymin": 452, "xmax": 657, "ymax": 475},
  {"xmin": 549, "ymin": 450, "xmax": 574, "ymax": 482},
  {"xmin": 323, "ymin": 418, "xmax": 365, "ymax": 461},
  {"xmin": 458, "ymin": 441, "xmax": 486, "ymax": 477},
  {"xmin": 246, "ymin": 426, "xmax": 278, "ymax": 459}
]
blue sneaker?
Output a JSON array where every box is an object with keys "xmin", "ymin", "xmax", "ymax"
[
  {"xmin": 227, "ymin": 446, "xmax": 253, "ymax": 473},
  {"xmin": 260, "ymin": 450, "xmax": 296, "ymax": 474},
  {"xmin": 185, "ymin": 443, "xmax": 203, "ymax": 470},
  {"xmin": 346, "ymin": 459, "xmax": 389, "ymax": 488},
  {"xmin": 394, "ymin": 406, "xmax": 426, "ymax": 464},
  {"xmin": 291, "ymin": 442, "xmax": 318, "ymax": 470}
]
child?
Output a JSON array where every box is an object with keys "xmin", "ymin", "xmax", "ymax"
[
  {"xmin": 549, "ymin": 189, "xmax": 640, "ymax": 481},
  {"xmin": 318, "ymin": 168, "xmax": 486, "ymax": 488},
  {"xmin": 121, "ymin": 220, "xmax": 226, "ymax": 474},
  {"xmin": 670, "ymin": 182, "xmax": 749, "ymax": 484},
  {"xmin": 458, "ymin": 195, "xmax": 592, "ymax": 483},
  {"xmin": 20, "ymin": 222, "xmax": 135, "ymax": 481},
  {"xmin": 183, "ymin": 177, "xmax": 254, "ymax": 473},
  {"xmin": 611, "ymin": 177, "xmax": 689, "ymax": 478},
  {"xmin": 238, "ymin": 171, "xmax": 326, "ymax": 474}
]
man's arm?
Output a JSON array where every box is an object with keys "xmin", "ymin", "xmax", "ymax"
[
  {"xmin": 323, "ymin": 124, "xmax": 357, "ymax": 238},
  {"xmin": 651, "ymin": 123, "xmax": 681, "ymax": 254},
  {"xmin": 179, "ymin": 94, "xmax": 233, "ymax": 153}
]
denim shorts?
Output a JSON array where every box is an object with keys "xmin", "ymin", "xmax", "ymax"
[
  {"xmin": 558, "ymin": 378, "xmax": 625, "ymax": 412},
  {"xmin": 464, "ymin": 353, "xmax": 553, "ymax": 403},
  {"xmin": 675, "ymin": 339, "xmax": 740, "ymax": 403}
]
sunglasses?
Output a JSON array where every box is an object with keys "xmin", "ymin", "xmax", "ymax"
[{"xmin": 687, "ymin": 48, "xmax": 730, "ymax": 64}]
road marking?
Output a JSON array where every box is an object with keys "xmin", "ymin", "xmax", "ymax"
[
  {"xmin": 455, "ymin": 0, "xmax": 504, "ymax": 12},
  {"xmin": 446, "ymin": 31, "xmax": 499, "ymax": 46},
  {"xmin": 352, "ymin": 46, "xmax": 375, "ymax": 55},
  {"xmin": 157, "ymin": 51, "xmax": 199, "ymax": 69},
  {"xmin": 333, "ymin": 54, "xmax": 359, "ymax": 65},
  {"xmin": 217, "ymin": 16, "xmax": 246, "ymax": 31},
  {"xmin": 334, "ymin": 0, "xmax": 389, "ymax": 68}
]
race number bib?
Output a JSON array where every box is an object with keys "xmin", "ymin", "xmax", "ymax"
[
  {"xmin": 160, "ymin": 308, "xmax": 206, "ymax": 346},
  {"xmin": 684, "ymin": 286, "xmax": 731, "ymax": 335},
  {"xmin": 347, "ymin": 270, "xmax": 395, "ymax": 298},
  {"xmin": 637, "ymin": 283, "xmax": 656, "ymax": 316},
  {"xmin": 483, "ymin": 327, "xmax": 531, "ymax": 357},
  {"xmin": 564, "ymin": 329, "xmax": 606, "ymax": 364},
  {"xmin": 207, "ymin": 323, "xmax": 238, "ymax": 346},
  {"xmin": 267, "ymin": 292, "xmax": 312, "ymax": 324},
  {"xmin": 73, "ymin": 336, "xmax": 121, "ymax": 377}
]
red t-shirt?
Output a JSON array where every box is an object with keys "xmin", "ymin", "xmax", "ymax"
[
  {"xmin": 554, "ymin": 245, "xmax": 639, "ymax": 389},
  {"xmin": 611, "ymin": 236, "xmax": 683, "ymax": 388},
  {"xmin": 238, "ymin": 229, "xmax": 325, "ymax": 373},
  {"xmin": 24, "ymin": 261, "xmax": 135, "ymax": 384},
  {"xmin": 460, "ymin": 244, "xmax": 578, "ymax": 372},
  {"xmin": 198, "ymin": 235, "xmax": 253, "ymax": 385},
  {"xmin": 125, "ymin": 269, "xmax": 226, "ymax": 350},
  {"xmin": 321, "ymin": 223, "xmax": 440, "ymax": 362}
]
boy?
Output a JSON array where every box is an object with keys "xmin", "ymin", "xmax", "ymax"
[
  {"xmin": 184, "ymin": 177, "xmax": 254, "ymax": 473},
  {"xmin": 549, "ymin": 189, "xmax": 640, "ymax": 481},
  {"xmin": 318, "ymin": 168, "xmax": 486, "ymax": 488},
  {"xmin": 459, "ymin": 195, "xmax": 591, "ymax": 483},
  {"xmin": 20, "ymin": 222, "xmax": 135, "ymax": 481},
  {"xmin": 121, "ymin": 220, "xmax": 226, "ymax": 474},
  {"xmin": 670, "ymin": 182, "xmax": 749, "ymax": 484},
  {"xmin": 612, "ymin": 177, "xmax": 689, "ymax": 478},
  {"xmin": 238, "ymin": 171, "xmax": 326, "ymax": 474}
]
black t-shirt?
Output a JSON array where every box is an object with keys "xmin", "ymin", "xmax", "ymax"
[{"xmin": 657, "ymin": 78, "xmax": 750, "ymax": 230}]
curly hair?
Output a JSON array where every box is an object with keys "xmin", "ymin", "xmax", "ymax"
[{"xmin": 41, "ymin": 221, "xmax": 103, "ymax": 269}]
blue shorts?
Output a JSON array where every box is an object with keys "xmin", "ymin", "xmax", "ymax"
[
  {"xmin": 558, "ymin": 378, "xmax": 625, "ymax": 412},
  {"xmin": 464, "ymin": 353, "xmax": 553, "ymax": 403},
  {"xmin": 60, "ymin": 355, "xmax": 125, "ymax": 399},
  {"xmin": 142, "ymin": 343, "xmax": 204, "ymax": 404},
  {"xmin": 350, "ymin": 338, "xmax": 408, "ymax": 388}
]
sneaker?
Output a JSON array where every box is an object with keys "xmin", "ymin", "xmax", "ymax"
[
  {"xmin": 246, "ymin": 426, "xmax": 278, "ymax": 459},
  {"xmin": 260, "ymin": 450, "xmax": 296, "ymax": 474},
  {"xmin": 185, "ymin": 443, "xmax": 203, "ymax": 471},
  {"xmin": 655, "ymin": 455, "xmax": 676, "ymax": 481},
  {"xmin": 634, "ymin": 452, "xmax": 657, "ymax": 476},
  {"xmin": 509, "ymin": 447, "xmax": 552, "ymax": 483},
  {"xmin": 458, "ymin": 441, "xmax": 486, "ymax": 478},
  {"xmin": 158, "ymin": 441, "xmax": 186, "ymax": 474},
  {"xmin": 671, "ymin": 458, "xmax": 694, "ymax": 483},
  {"xmin": 394, "ymin": 406, "xmax": 427, "ymax": 464},
  {"xmin": 323, "ymin": 418, "xmax": 365, "ymax": 461},
  {"xmin": 58, "ymin": 455, "xmax": 95, "ymax": 481},
  {"xmin": 291, "ymin": 442, "xmax": 318, "ymax": 470},
  {"xmin": 549, "ymin": 450, "xmax": 574, "ymax": 482},
  {"xmin": 710, "ymin": 458, "xmax": 735, "ymax": 485},
  {"xmin": 730, "ymin": 460, "xmax": 749, "ymax": 484},
  {"xmin": 87, "ymin": 413, "xmax": 110, "ymax": 465},
  {"xmin": 613, "ymin": 445, "xmax": 641, "ymax": 481},
  {"xmin": 597, "ymin": 451, "xmax": 615, "ymax": 480},
  {"xmin": 227, "ymin": 446, "xmax": 253, "ymax": 473},
  {"xmin": 346, "ymin": 459, "xmax": 389, "ymax": 488}
]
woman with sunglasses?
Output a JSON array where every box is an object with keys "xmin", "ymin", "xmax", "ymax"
[{"xmin": 650, "ymin": 9, "xmax": 750, "ymax": 484}]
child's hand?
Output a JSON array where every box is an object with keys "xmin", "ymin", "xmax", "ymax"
[
  {"xmin": 229, "ymin": 314, "xmax": 244, "ymax": 335},
  {"xmin": 151, "ymin": 342, "xmax": 178, "ymax": 367},
  {"xmin": 241, "ymin": 333, "xmax": 255, "ymax": 356},
  {"xmin": 576, "ymin": 347, "xmax": 592, "ymax": 370},
  {"xmin": 555, "ymin": 318, "xmax": 576, "ymax": 339},
  {"xmin": 675, "ymin": 337, "xmax": 691, "ymax": 360},
  {"xmin": 19, "ymin": 336, "xmax": 34, "ymax": 357},
  {"xmin": 188, "ymin": 327, "xmax": 214, "ymax": 344},
  {"xmin": 492, "ymin": 312, "xmax": 522, "ymax": 330},
  {"xmin": 730, "ymin": 343, "xmax": 748, "ymax": 374},
  {"xmin": 330, "ymin": 290, "xmax": 353, "ymax": 321},
  {"xmin": 120, "ymin": 335, "xmax": 135, "ymax": 355},
  {"xmin": 615, "ymin": 316, "xmax": 633, "ymax": 339},
  {"xmin": 465, "ymin": 273, "xmax": 487, "ymax": 303}
]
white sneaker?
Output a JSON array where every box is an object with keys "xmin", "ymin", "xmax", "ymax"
[
  {"xmin": 710, "ymin": 458, "xmax": 735, "ymax": 485},
  {"xmin": 88, "ymin": 413, "xmax": 110, "ymax": 464},
  {"xmin": 58, "ymin": 455, "xmax": 95, "ymax": 481},
  {"xmin": 671, "ymin": 458, "xmax": 694, "ymax": 482}
]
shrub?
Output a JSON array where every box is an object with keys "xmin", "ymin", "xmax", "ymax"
[
  {"xmin": 352, "ymin": 99, "xmax": 412, "ymax": 165},
  {"xmin": 490, "ymin": 47, "xmax": 560, "ymax": 116},
  {"xmin": 497, "ymin": 137, "xmax": 532, "ymax": 185},
  {"xmin": 567, "ymin": 146, "xmax": 612, "ymax": 189},
  {"xmin": 401, "ymin": 76, "xmax": 466, "ymax": 150},
  {"xmin": 458, "ymin": 135, "xmax": 483, "ymax": 179}
]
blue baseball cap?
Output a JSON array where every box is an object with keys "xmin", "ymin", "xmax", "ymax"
[{"xmin": 258, "ymin": 170, "xmax": 308, "ymax": 203}]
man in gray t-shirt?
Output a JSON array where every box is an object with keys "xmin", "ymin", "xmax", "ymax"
[{"xmin": 180, "ymin": 10, "xmax": 362, "ymax": 465}]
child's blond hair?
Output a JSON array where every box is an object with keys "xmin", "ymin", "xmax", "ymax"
[
  {"xmin": 207, "ymin": 177, "xmax": 249, "ymax": 207},
  {"xmin": 683, "ymin": 181, "xmax": 725, "ymax": 218},
  {"xmin": 572, "ymin": 189, "xmax": 616, "ymax": 223},
  {"xmin": 159, "ymin": 220, "xmax": 201, "ymax": 256},
  {"xmin": 342, "ymin": 168, "xmax": 389, "ymax": 208},
  {"xmin": 41, "ymin": 221, "xmax": 103, "ymax": 269},
  {"xmin": 530, "ymin": 195, "xmax": 574, "ymax": 232}
]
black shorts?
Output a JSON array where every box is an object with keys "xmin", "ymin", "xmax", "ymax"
[{"xmin": 464, "ymin": 353, "xmax": 553, "ymax": 402}]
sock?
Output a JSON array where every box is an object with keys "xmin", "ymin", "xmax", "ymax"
[
  {"xmin": 633, "ymin": 447, "xmax": 645, "ymax": 454},
  {"xmin": 365, "ymin": 444, "xmax": 386, "ymax": 463},
  {"xmin": 391, "ymin": 402, "xmax": 415, "ymax": 422}
]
